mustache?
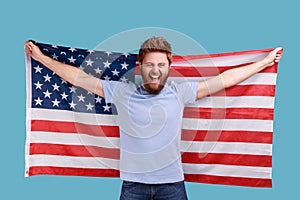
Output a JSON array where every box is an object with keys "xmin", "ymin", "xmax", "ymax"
[{"xmin": 143, "ymin": 84, "xmax": 164, "ymax": 94}]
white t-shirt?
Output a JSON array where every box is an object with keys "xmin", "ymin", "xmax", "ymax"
[{"xmin": 102, "ymin": 80, "xmax": 198, "ymax": 184}]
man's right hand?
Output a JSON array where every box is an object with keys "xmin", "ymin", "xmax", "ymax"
[{"xmin": 24, "ymin": 41, "xmax": 44, "ymax": 62}]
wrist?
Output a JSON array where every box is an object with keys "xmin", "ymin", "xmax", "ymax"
[
  {"xmin": 256, "ymin": 60, "xmax": 268, "ymax": 70},
  {"xmin": 39, "ymin": 54, "xmax": 52, "ymax": 65}
]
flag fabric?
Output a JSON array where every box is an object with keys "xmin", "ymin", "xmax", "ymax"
[{"xmin": 25, "ymin": 41, "xmax": 279, "ymax": 188}]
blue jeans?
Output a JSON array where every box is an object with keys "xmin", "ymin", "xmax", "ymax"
[{"xmin": 120, "ymin": 180, "xmax": 188, "ymax": 200}]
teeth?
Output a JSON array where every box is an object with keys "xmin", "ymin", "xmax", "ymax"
[{"xmin": 150, "ymin": 75, "xmax": 159, "ymax": 79}]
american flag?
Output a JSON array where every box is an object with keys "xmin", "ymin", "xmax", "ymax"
[{"xmin": 25, "ymin": 41, "xmax": 278, "ymax": 188}]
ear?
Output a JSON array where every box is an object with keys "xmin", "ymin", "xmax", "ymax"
[{"xmin": 137, "ymin": 62, "xmax": 142, "ymax": 71}]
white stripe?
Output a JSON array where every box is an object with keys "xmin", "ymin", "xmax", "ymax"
[
  {"xmin": 136, "ymin": 73, "xmax": 277, "ymax": 86},
  {"xmin": 173, "ymin": 52, "xmax": 269, "ymax": 66},
  {"xmin": 29, "ymin": 155, "xmax": 119, "ymax": 169},
  {"xmin": 30, "ymin": 131, "xmax": 119, "ymax": 148},
  {"xmin": 30, "ymin": 108, "xmax": 118, "ymax": 126},
  {"xmin": 187, "ymin": 96, "xmax": 275, "ymax": 108},
  {"xmin": 182, "ymin": 118, "xmax": 273, "ymax": 132},
  {"xmin": 183, "ymin": 163, "xmax": 271, "ymax": 179},
  {"xmin": 28, "ymin": 155, "xmax": 271, "ymax": 179},
  {"xmin": 180, "ymin": 141, "xmax": 272, "ymax": 155},
  {"xmin": 30, "ymin": 108, "xmax": 273, "ymax": 132},
  {"xmin": 25, "ymin": 55, "xmax": 32, "ymax": 177},
  {"xmin": 30, "ymin": 131, "xmax": 271, "ymax": 155}
]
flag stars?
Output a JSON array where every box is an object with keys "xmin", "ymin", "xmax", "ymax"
[
  {"xmin": 87, "ymin": 50, "xmax": 95, "ymax": 54},
  {"xmin": 103, "ymin": 104, "xmax": 111, "ymax": 112},
  {"xmin": 103, "ymin": 75, "xmax": 111, "ymax": 80},
  {"xmin": 68, "ymin": 56, "xmax": 76, "ymax": 64},
  {"xmin": 77, "ymin": 94, "xmax": 86, "ymax": 102},
  {"xmin": 52, "ymin": 53, "xmax": 59, "ymax": 60},
  {"xmin": 52, "ymin": 99, "xmax": 60, "ymax": 107},
  {"xmin": 86, "ymin": 103, "xmax": 94, "ymax": 111},
  {"xmin": 43, "ymin": 90, "xmax": 52, "ymax": 98},
  {"xmin": 34, "ymin": 97, "xmax": 43, "ymax": 106},
  {"xmin": 69, "ymin": 101, "xmax": 77, "ymax": 109},
  {"xmin": 85, "ymin": 58, "xmax": 94, "ymax": 67},
  {"xmin": 61, "ymin": 78, "xmax": 67, "ymax": 84},
  {"xmin": 120, "ymin": 76, "xmax": 128, "ymax": 83},
  {"xmin": 34, "ymin": 65, "xmax": 43, "ymax": 73},
  {"xmin": 122, "ymin": 52, "xmax": 130, "ymax": 58},
  {"xmin": 60, "ymin": 92, "xmax": 68, "ymax": 100},
  {"xmin": 105, "ymin": 51, "xmax": 112, "ymax": 56},
  {"xmin": 87, "ymin": 91, "xmax": 94, "ymax": 95},
  {"xmin": 79, "ymin": 65, "xmax": 85, "ymax": 70},
  {"xmin": 69, "ymin": 86, "xmax": 77, "ymax": 93},
  {"xmin": 60, "ymin": 51, "xmax": 66, "ymax": 55},
  {"xmin": 68, "ymin": 47, "xmax": 77, "ymax": 52},
  {"xmin": 95, "ymin": 96, "xmax": 102, "ymax": 103},
  {"xmin": 52, "ymin": 83, "xmax": 60, "ymax": 91},
  {"xmin": 121, "ymin": 62, "xmax": 129, "ymax": 70},
  {"xmin": 94, "ymin": 67, "xmax": 102, "ymax": 74},
  {"xmin": 103, "ymin": 60, "xmax": 111, "ymax": 68},
  {"xmin": 43, "ymin": 74, "xmax": 52, "ymax": 82},
  {"xmin": 111, "ymin": 69, "xmax": 120, "ymax": 76},
  {"xmin": 34, "ymin": 81, "xmax": 43, "ymax": 89}
]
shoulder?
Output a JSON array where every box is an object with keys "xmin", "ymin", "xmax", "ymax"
[
  {"xmin": 102, "ymin": 80, "xmax": 136, "ymax": 89},
  {"xmin": 168, "ymin": 81, "xmax": 197, "ymax": 92}
]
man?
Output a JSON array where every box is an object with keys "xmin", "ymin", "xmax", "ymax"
[{"xmin": 25, "ymin": 37, "xmax": 282, "ymax": 200}]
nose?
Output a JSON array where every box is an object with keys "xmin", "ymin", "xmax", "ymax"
[{"xmin": 151, "ymin": 65, "xmax": 159, "ymax": 73}]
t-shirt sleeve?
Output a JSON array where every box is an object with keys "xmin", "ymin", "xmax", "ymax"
[
  {"xmin": 102, "ymin": 80, "xmax": 131, "ymax": 103},
  {"xmin": 101, "ymin": 80, "xmax": 119, "ymax": 103},
  {"xmin": 174, "ymin": 81, "xmax": 198, "ymax": 105}
]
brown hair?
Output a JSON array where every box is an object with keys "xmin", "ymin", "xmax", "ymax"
[{"xmin": 138, "ymin": 37, "xmax": 172, "ymax": 65}]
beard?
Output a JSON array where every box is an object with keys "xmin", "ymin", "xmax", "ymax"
[
  {"xmin": 141, "ymin": 69, "xmax": 169, "ymax": 94},
  {"xmin": 143, "ymin": 83, "xmax": 164, "ymax": 94}
]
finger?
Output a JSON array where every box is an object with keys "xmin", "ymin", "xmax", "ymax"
[
  {"xmin": 25, "ymin": 43, "xmax": 32, "ymax": 51},
  {"xmin": 25, "ymin": 48, "xmax": 31, "ymax": 55},
  {"xmin": 276, "ymin": 47, "xmax": 283, "ymax": 54}
]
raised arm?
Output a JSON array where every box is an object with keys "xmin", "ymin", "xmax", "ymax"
[
  {"xmin": 196, "ymin": 47, "xmax": 282, "ymax": 100},
  {"xmin": 24, "ymin": 41, "xmax": 105, "ymax": 98}
]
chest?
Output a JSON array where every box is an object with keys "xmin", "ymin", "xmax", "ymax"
[{"xmin": 115, "ymin": 92, "xmax": 184, "ymax": 128}]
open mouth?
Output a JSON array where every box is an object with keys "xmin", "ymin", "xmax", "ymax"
[{"xmin": 149, "ymin": 74, "xmax": 161, "ymax": 84}]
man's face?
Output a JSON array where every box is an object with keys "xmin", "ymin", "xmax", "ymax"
[{"xmin": 140, "ymin": 52, "xmax": 170, "ymax": 94}]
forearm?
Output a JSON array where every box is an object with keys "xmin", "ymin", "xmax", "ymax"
[
  {"xmin": 196, "ymin": 47, "xmax": 282, "ymax": 100},
  {"xmin": 219, "ymin": 60, "xmax": 267, "ymax": 88},
  {"xmin": 38, "ymin": 54, "xmax": 85, "ymax": 86},
  {"xmin": 196, "ymin": 61, "xmax": 267, "ymax": 100}
]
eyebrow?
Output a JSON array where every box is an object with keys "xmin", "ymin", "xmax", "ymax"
[{"xmin": 143, "ymin": 62, "xmax": 167, "ymax": 65}]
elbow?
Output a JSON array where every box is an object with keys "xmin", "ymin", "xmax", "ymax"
[
  {"xmin": 220, "ymin": 73, "xmax": 238, "ymax": 89},
  {"xmin": 69, "ymin": 70, "xmax": 88, "ymax": 87}
]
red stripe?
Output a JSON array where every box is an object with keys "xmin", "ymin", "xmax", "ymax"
[
  {"xmin": 181, "ymin": 130, "xmax": 273, "ymax": 144},
  {"xmin": 31, "ymin": 120, "xmax": 120, "ymax": 137},
  {"xmin": 28, "ymin": 166, "xmax": 119, "ymax": 177},
  {"xmin": 135, "ymin": 64, "xmax": 277, "ymax": 76},
  {"xmin": 30, "ymin": 121, "xmax": 273, "ymax": 143},
  {"xmin": 30, "ymin": 143, "xmax": 120, "ymax": 159},
  {"xmin": 28, "ymin": 166, "xmax": 271, "ymax": 187},
  {"xmin": 172, "ymin": 48, "xmax": 275, "ymax": 62},
  {"xmin": 169, "ymin": 65, "xmax": 277, "ymax": 77},
  {"xmin": 30, "ymin": 144, "xmax": 272, "ymax": 167},
  {"xmin": 183, "ymin": 107, "xmax": 274, "ymax": 120},
  {"xmin": 184, "ymin": 174, "xmax": 272, "ymax": 187},
  {"xmin": 211, "ymin": 85, "xmax": 275, "ymax": 97},
  {"xmin": 181, "ymin": 152, "xmax": 272, "ymax": 167}
]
